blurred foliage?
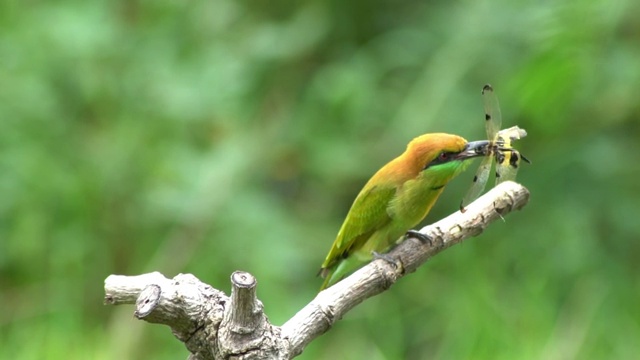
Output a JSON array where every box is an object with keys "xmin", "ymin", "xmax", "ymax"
[{"xmin": 1, "ymin": 0, "xmax": 639, "ymax": 359}]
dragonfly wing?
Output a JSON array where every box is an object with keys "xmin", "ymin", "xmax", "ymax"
[
  {"xmin": 497, "ymin": 126, "xmax": 527, "ymax": 144},
  {"xmin": 461, "ymin": 155, "xmax": 493, "ymax": 210},
  {"xmin": 482, "ymin": 84, "xmax": 502, "ymax": 140}
]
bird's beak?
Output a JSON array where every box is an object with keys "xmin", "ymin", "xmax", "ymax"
[{"xmin": 456, "ymin": 140, "xmax": 490, "ymax": 160}]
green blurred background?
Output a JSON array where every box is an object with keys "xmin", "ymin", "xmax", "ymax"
[{"xmin": 1, "ymin": 0, "xmax": 639, "ymax": 359}]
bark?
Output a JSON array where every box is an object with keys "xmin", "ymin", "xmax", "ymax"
[{"xmin": 104, "ymin": 181, "xmax": 530, "ymax": 359}]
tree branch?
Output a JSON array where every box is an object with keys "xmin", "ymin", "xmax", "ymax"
[{"xmin": 104, "ymin": 181, "xmax": 530, "ymax": 359}]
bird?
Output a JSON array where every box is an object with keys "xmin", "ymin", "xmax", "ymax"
[{"xmin": 319, "ymin": 133, "xmax": 488, "ymax": 290}]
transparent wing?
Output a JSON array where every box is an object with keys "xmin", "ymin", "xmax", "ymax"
[
  {"xmin": 482, "ymin": 84, "xmax": 502, "ymax": 141},
  {"xmin": 460, "ymin": 155, "xmax": 493, "ymax": 210},
  {"xmin": 497, "ymin": 126, "xmax": 527, "ymax": 144}
]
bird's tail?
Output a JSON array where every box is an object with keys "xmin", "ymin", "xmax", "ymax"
[
  {"xmin": 318, "ymin": 256, "xmax": 366, "ymax": 291},
  {"xmin": 318, "ymin": 267, "xmax": 333, "ymax": 291}
]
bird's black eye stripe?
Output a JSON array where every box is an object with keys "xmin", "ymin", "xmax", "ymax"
[{"xmin": 424, "ymin": 151, "xmax": 455, "ymax": 169}]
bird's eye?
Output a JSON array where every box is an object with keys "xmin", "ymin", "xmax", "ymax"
[{"xmin": 425, "ymin": 152, "xmax": 454, "ymax": 169}]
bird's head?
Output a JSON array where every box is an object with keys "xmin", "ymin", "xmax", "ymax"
[{"xmin": 405, "ymin": 133, "xmax": 489, "ymax": 178}]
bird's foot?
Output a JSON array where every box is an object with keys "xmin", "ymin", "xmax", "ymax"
[
  {"xmin": 405, "ymin": 230, "xmax": 433, "ymax": 246},
  {"xmin": 372, "ymin": 251, "xmax": 401, "ymax": 270}
]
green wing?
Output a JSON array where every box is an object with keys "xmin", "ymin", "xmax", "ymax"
[{"xmin": 321, "ymin": 184, "xmax": 396, "ymax": 270}]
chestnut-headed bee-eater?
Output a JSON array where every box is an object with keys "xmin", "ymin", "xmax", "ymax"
[{"xmin": 319, "ymin": 133, "xmax": 488, "ymax": 290}]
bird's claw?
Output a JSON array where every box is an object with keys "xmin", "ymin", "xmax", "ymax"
[
  {"xmin": 405, "ymin": 230, "xmax": 433, "ymax": 246},
  {"xmin": 372, "ymin": 251, "xmax": 401, "ymax": 270}
]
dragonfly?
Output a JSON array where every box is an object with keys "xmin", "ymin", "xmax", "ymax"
[{"xmin": 460, "ymin": 84, "xmax": 530, "ymax": 212}]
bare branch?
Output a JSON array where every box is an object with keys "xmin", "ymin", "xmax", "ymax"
[{"xmin": 104, "ymin": 181, "xmax": 530, "ymax": 359}]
